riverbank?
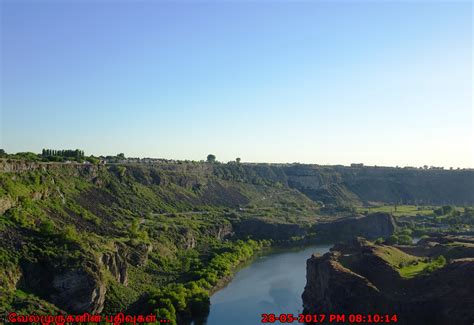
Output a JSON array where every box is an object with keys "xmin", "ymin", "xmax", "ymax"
[
  {"xmin": 204, "ymin": 243, "xmax": 333, "ymax": 325},
  {"xmin": 171, "ymin": 239, "xmax": 334, "ymax": 325},
  {"xmin": 208, "ymin": 238, "xmax": 334, "ymax": 296}
]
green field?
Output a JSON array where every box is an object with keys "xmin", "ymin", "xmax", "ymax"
[
  {"xmin": 398, "ymin": 261, "xmax": 431, "ymax": 278},
  {"xmin": 356, "ymin": 205, "xmax": 435, "ymax": 217}
]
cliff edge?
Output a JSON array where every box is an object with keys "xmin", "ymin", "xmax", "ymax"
[{"xmin": 302, "ymin": 237, "xmax": 474, "ymax": 324}]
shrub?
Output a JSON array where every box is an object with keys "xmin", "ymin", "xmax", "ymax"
[{"xmin": 39, "ymin": 220, "xmax": 55, "ymax": 235}]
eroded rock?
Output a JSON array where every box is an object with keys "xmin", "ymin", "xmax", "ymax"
[
  {"xmin": 50, "ymin": 268, "xmax": 105, "ymax": 314},
  {"xmin": 302, "ymin": 237, "xmax": 474, "ymax": 324},
  {"xmin": 100, "ymin": 243, "xmax": 128, "ymax": 286}
]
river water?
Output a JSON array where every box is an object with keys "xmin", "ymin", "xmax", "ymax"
[{"xmin": 200, "ymin": 244, "xmax": 332, "ymax": 325}]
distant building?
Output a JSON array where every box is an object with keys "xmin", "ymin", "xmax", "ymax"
[{"xmin": 350, "ymin": 163, "xmax": 364, "ymax": 167}]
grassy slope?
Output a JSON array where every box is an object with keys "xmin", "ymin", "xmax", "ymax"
[
  {"xmin": 373, "ymin": 244, "xmax": 445, "ymax": 278},
  {"xmin": 0, "ymin": 161, "xmax": 319, "ymax": 317}
]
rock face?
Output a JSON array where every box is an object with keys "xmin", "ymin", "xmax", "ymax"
[
  {"xmin": 50, "ymin": 269, "xmax": 106, "ymax": 314},
  {"xmin": 0, "ymin": 196, "xmax": 14, "ymax": 215},
  {"xmin": 314, "ymin": 213, "xmax": 396, "ymax": 241},
  {"xmin": 179, "ymin": 228, "xmax": 197, "ymax": 250},
  {"xmin": 127, "ymin": 243, "xmax": 153, "ymax": 267},
  {"xmin": 206, "ymin": 223, "xmax": 234, "ymax": 241},
  {"xmin": 100, "ymin": 243, "xmax": 129, "ymax": 285},
  {"xmin": 302, "ymin": 252, "xmax": 385, "ymax": 314},
  {"xmin": 302, "ymin": 238, "xmax": 474, "ymax": 325},
  {"xmin": 282, "ymin": 164, "xmax": 474, "ymax": 206},
  {"xmin": 20, "ymin": 258, "xmax": 106, "ymax": 314}
]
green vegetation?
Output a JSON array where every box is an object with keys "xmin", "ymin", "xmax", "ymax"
[
  {"xmin": 41, "ymin": 149, "xmax": 85, "ymax": 162},
  {"xmin": 148, "ymin": 239, "xmax": 269, "ymax": 324},
  {"xmin": 206, "ymin": 154, "xmax": 216, "ymax": 163},
  {"xmin": 372, "ymin": 244, "xmax": 447, "ymax": 279},
  {"xmin": 356, "ymin": 205, "xmax": 435, "ymax": 217},
  {"xmin": 385, "ymin": 228, "xmax": 413, "ymax": 245},
  {"xmin": 373, "ymin": 245, "xmax": 419, "ymax": 268},
  {"xmin": 0, "ymin": 148, "xmax": 94, "ymax": 163},
  {"xmin": 398, "ymin": 256, "xmax": 447, "ymax": 278}
]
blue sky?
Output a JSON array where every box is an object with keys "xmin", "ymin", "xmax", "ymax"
[{"xmin": 1, "ymin": 1, "xmax": 472, "ymax": 167}]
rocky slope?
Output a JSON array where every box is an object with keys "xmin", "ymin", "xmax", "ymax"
[
  {"xmin": 302, "ymin": 237, "xmax": 474, "ymax": 324},
  {"xmin": 214, "ymin": 163, "xmax": 474, "ymax": 206},
  {"xmin": 0, "ymin": 159, "xmax": 321, "ymax": 320}
]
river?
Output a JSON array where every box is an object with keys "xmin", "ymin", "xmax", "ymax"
[{"xmin": 198, "ymin": 244, "xmax": 332, "ymax": 325}]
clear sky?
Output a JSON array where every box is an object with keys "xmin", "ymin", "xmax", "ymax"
[{"xmin": 1, "ymin": 1, "xmax": 472, "ymax": 167}]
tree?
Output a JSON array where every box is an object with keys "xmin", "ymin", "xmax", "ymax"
[
  {"xmin": 117, "ymin": 153, "xmax": 125, "ymax": 159},
  {"xmin": 236, "ymin": 157, "xmax": 241, "ymax": 164},
  {"xmin": 206, "ymin": 154, "xmax": 216, "ymax": 163},
  {"xmin": 386, "ymin": 235, "xmax": 399, "ymax": 245}
]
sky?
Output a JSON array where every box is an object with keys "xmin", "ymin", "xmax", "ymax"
[{"xmin": 1, "ymin": 0, "xmax": 472, "ymax": 167}]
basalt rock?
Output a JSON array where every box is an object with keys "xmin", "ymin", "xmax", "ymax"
[
  {"xmin": 21, "ymin": 260, "xmax": 106, "ymax": 314},
  {"xmin": 302, "ymin": 251, "xmax": 386, "ymax": 315},
  {"xmin": 127, "ymin": 243, "xmax": 153, "ymax": 267},
  {"xmin": 180, "ymin": 228, "xmax": 197, "ymax": 250},
  {"xmin": 205, "ymin": 223, "xmax": 234, "ymax": 241},
  {"xmin": 302, "ymin": 237, "xmax": 474, "ymax": 325},
  {"xmin": 50, "ymin": 268, "xmax": 106, "ymax": 314},
  {"xmin": 100, "ymin": 243, "xmax": 128, "ymax": 285},
  {"xmin": 0, "ymin": 196, "xmax": 14, "ymax": 215},
  {"xmin": 313, "ymin": 213, "xmax": 396, "ymax": 241}
]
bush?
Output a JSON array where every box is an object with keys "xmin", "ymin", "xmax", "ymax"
[
  {"xmin": 398, "ymin": 234, "xmax": 413, "ymax": 245},
  {"xmin": 425, "ymin": 255, "xmax": 446, "ymax": 273},
  {"xmin": 39, "ymin": 220, "xmax": 55, "ymax": 235},
  {"xmin": 386, "ymin": 235, "xmax": 399, "ymax": 245},
  {"xmin": 62, "ymin": 225, "xmax": 80, "ymax": 242}
]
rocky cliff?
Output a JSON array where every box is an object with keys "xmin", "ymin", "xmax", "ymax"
[
  {"xmin": 3, "ymin": 159, "xmax": 474, "ymax": 207},
  {"xmin": 214, "ymin": 163, "xmax": 474, "ymax": 206},
  {"xmin": 313, "ymin": 213, "xmax": 396, "ymax": 241},
  {"xmin": 302, "ymin": 237, "xmax": 474, "ymax": 324}
]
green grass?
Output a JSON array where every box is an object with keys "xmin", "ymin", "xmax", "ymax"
[
  {"xmin": 372, "ymin": 244, "xmax": 447, "ymax": 278},
  {"xmin": 398, "ymin": 256, "xmax": 446, "ymax": 278},
  {"xmin": 373, "ymin": 245, "xmax": 419, "ymax": 267},
  {"xmin": 356, "ymin": 205, "xmax": 435, "ymax": 217},
  {"xmin": 398, "ymin": 261, "xmax": 430, "ymax": 278}
]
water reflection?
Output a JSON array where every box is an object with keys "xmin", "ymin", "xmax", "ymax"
[{"xmin": 197, "ymin": 244, "xmax": 332, "ymax": 325}]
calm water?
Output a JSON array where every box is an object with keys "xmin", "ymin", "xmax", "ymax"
[{"xmin": 201, "ymin": 244, "xmax": 332, "ymax": 325}]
